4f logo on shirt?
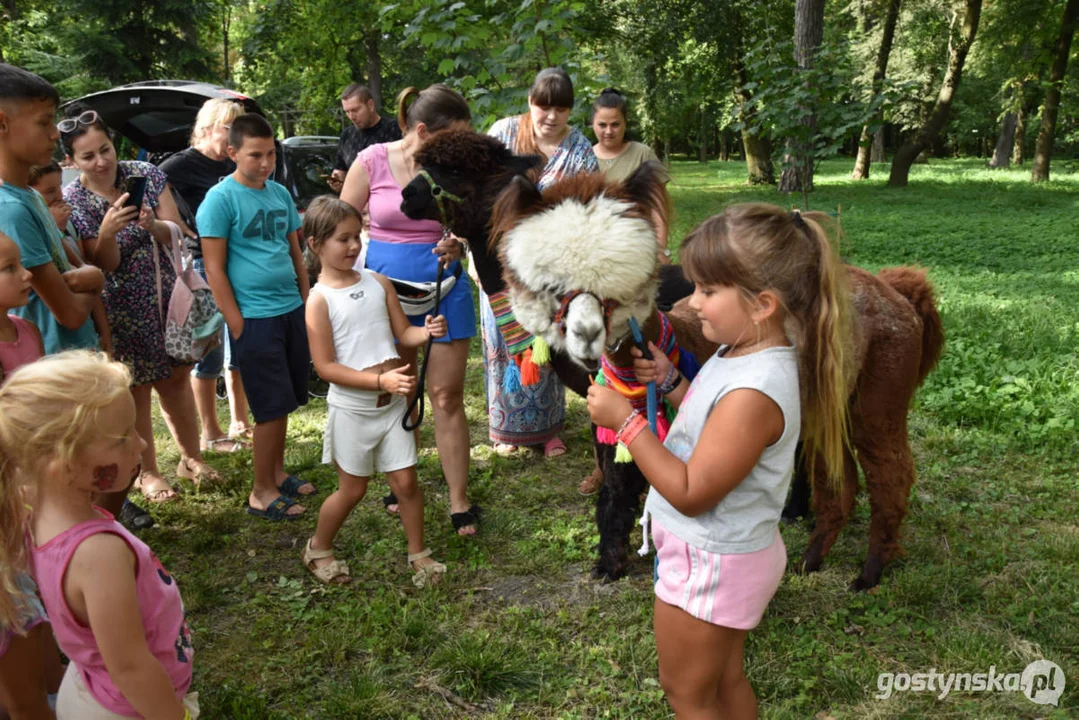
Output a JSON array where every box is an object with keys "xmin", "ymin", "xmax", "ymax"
[{"xmin": 243, "ymin": 209, "xmax": 289, "ymax": 241}]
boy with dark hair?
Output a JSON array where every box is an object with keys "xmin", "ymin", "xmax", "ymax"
[
  {"xmin": 0, "ymin": 63, "xmax": 102, "ymax": 356},
  {"xmin": 197, "ymin": 112, "xmax": 315, "ymax": 520}
]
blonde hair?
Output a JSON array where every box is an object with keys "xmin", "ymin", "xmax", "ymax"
[
  {"xmin": 190, "ymin": 98, "xmax": 247, "ymax": 147},
  {"xmin": 0, "ymin": 351, "xmax": 131, "ymax": 628},
  {"xmin": 301, "ymin": 195, "xmax": 362, "ymax": 280},
  {"xmin": 682, "ymin": 203, "xmax": 854, "ymax": 489}
]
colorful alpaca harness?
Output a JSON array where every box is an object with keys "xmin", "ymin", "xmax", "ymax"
[
  {"xmin": 487, "ymin": 289, "xmax": 551, "ymax": 393},
  {"xmin": 596, "ymin": 311, "xmax": 680, "ymax": 462}
]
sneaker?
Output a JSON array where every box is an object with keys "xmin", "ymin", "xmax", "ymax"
[{"xmin": 120, "ymin": 498, "xmax": 155, "ymax": 530}]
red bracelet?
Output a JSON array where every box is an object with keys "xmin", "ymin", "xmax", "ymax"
[{"xmin": 618, "ymin": 413, "xmax": 650, "ymax": 447}]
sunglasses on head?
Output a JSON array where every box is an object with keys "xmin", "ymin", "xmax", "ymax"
[{"xmin": 57, "ymin": 110, "xmax": 100, "ymax": 134}]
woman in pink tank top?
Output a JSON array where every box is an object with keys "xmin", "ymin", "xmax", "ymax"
[
  {"xmin": 0, "ymin": 352, "xmax": 199, "ymax": 719},
  {"xmin": 340, "ymin": 85, "xmax": 484, "ymax": 536}
]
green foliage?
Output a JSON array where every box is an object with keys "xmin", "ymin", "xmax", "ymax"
[{"xmin": 742, "ymin": 38, "xmax": 902, "ymax": 181}]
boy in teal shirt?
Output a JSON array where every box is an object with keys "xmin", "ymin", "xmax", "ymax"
[
  {"xmin": 0, "ymin": 64, "xmax": 101, "ymax": 354},
  {"xmin": 198, "ymin": 113, "xmax": 314, "ymax": 520}
]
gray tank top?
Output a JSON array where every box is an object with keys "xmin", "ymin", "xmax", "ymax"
[{"xmin": 643, "ymin": 345, "xmax": 801, "ymax": 555}]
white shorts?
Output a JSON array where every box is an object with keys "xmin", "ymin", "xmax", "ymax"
[
  {"xmin": 322, "ymin": 394, "xmax": 417, "ymax": 477},
  {"xmin": 57, "ymin": 664, "xmax": 199, "ymax": 719}
]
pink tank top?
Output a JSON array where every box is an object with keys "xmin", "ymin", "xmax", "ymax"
[
  {"xmin": 357, "ymin": 143, "xmax": 443, "ymax": 244},
  {"xmin": 30, "ymin": 509, "xmax": 193, "ymax": 715},
  {"xmin": 0, "ymin": 315, "xmax": 42, "ymax": 381}
]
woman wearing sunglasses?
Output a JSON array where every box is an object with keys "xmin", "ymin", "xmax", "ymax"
[{"xmin": 60, "ymin": 106, "xmax": 220, "ymax": 506}]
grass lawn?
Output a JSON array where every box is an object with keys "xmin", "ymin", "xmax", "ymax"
[{"xmin": 144, "ymin": 157, "xmax": 1078, "ymax": 718}]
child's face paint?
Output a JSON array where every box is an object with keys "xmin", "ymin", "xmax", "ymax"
[{"xmin": 93, "ymin": 463, "xmax": 119, "ymax": 491}]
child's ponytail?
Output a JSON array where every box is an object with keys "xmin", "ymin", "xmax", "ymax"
[
  {"xmin": 796, "ymin": 210, "xmax": 854, "ymax": 489},
  {"xmin": 681, "ymin": 203, "xmax": 854, "ymax": 490},
  {"xmin": 0, "ymin": 453, "xmax": 26, "ymax": 630}
]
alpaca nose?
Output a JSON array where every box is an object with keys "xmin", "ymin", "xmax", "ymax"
[{"xmin": 573, "ymin": 326, "xmax": 601, "ymax": 346}]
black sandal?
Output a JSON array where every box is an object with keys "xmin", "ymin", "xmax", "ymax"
[
  {"xmin": 382, "ymin": 492, "xmax": 400, "ymax": 514},
  {"xmin": 450, "ymin": 504, "xmax": 482, "ymax": 533}
]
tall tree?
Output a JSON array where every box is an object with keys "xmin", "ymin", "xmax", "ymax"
[
  {"xmin": 852, "ymin": 0, "xmax": 902, "ymax": 179},
  {"xmin": 888, "ymin": 0, "xmax": 983, "ymax": 187},
  {"xmin": 1031, "ymin": 0, "xmax": 1079, "ymax": 181},
  {"xmin": 778, "ymin": 0, "xmax": 825, "ymax": 192},
  {"xmin": 989, "ymin": 111, "xmax": 1018, "ymax": 167}
]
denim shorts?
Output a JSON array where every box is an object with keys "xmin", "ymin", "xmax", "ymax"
[{"xmin": 192, "ymin": 257, "xmax": 234, "ymax": 379}]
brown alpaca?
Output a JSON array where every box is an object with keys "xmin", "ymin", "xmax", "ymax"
[{"xmin": 401, "ymin": 130, "xmax": 943, "ymax": 589}]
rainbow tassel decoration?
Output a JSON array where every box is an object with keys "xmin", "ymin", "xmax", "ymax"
[
  {"xmin": 519, "ymin": 347, "xmax": 541, "ymax": 386},
  {"xmin": 502, "ymin": 362, "xmax": 522, "ymax": 393},
  {"xmin": 531, "ymin": 335, "xmax": 551, "ymax": 366}
]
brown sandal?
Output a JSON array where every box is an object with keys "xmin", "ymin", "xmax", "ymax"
[
  {"xmin": 135, "ymin": 474, "xmax": 178, "ymax": 503},
  {"xmin": 303, "ymin": 539, "xmax": 351, "ymax": 584},
  {"xmin": 200, "ymin": 435, "xmax": 249, "ymax": 454},
  {"xmin": 176, "ymin": 457, "xmax": 220, "ymax": 487},
  {"xmin": 578, "ymin": 466, "xmax": 604, "ymax": 496},
  {"xmin": 408, "ymin": 548, "xmax": 446, "ymax": 589}
]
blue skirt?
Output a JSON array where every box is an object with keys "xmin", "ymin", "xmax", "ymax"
[{"xmin": 364, "ymin": 239, "xmax": 476, "ymax": 343}]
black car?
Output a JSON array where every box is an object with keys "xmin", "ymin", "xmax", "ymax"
[{"xmin": 61, "ymin": 80, "xmax": 338, "ymax": 212}]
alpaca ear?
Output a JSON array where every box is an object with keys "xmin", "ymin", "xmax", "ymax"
[
  {"xmin": 490, "ymin": 175, "xmax": 544, "ymax": 242},
  {"xmin": 507, "ymin": 154, "xmax": 543, "ymax": 177}
]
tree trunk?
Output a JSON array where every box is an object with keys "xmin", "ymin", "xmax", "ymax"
[
  {"xmin": 779, "ymin": 0, "xmax": 826, "ymax": 192},
  {"xmin": 365, "ymin": 32, "xmax": 383, "ymax": 111},
  {"xmin": 1031, "ymin": 0, "xmax": 1079, "ymax": 182},
  {"xmin": 698, "ymin": 106, "xmax": 708, "ymax": 162},
  {"xmin": 852, "ymin": 0, "xmax": 902, "ymax": 180},
  {"xmin": 719, "ymin": 128, "xmax": 731, "ymax": 161},
  {"xmin": 871, "ymin": 127, "xmax": 885, "ymax": 162},
  {"xmin": 889, "ymin": 0, "xmax": 982, "ymax": 187},
  {"xmin": 221, "ymin": 0, "xmax": 231, "ymax": 83},
  {"xmin": 734, "ymin": 55, "xmax": 775, "ymax": 184},
  {"xmin": 1012, "ymin": 104, "xmax": 1026, "ymax": 165}
]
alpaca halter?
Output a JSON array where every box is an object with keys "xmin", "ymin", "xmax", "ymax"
[
  {"xmin": 416, "ymin": 169, "xmax": 464, "ymax": 221},
  {"xmin": 553, "ymin": 290, "xmax": 619, "ymax": 339}
]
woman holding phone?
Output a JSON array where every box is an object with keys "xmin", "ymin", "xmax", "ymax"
[{"xmin": 61, "ymin": 106, "xmax": 218, "ymax": 506}]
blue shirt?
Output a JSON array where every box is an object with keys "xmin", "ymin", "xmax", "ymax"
[
  {"xmin": 195, "ymin": 177, "xmax": 303, "ymax": 319},
  {"xmin": 0, "ymin": 183, "xmax": 99, "ymax": 354}
]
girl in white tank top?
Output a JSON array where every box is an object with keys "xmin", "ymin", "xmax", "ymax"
[
  {"xmin": 301, "ymin": 197, "xmax": 448, "ymax": 588},
  {"xmin": 586, "ymin": 204, "xmax": 853, "ymax": 719}
]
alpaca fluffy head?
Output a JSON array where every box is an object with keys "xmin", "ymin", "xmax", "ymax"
[{"xmin": 492, "ymin": 162, "xmax": 670, "ymax": 369}]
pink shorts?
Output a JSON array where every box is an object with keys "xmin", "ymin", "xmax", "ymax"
[{"xmin": 652, "ymin": 520, "xmax": 786, "ymax": 630}]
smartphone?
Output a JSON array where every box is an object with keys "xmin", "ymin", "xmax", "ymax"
[{"xmin": 122, "ymin": 175, "xmax": 148, "ymax": 211}]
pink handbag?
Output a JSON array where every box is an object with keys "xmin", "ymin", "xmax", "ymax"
[{"xmin": 152, "ymin": 220, "xmax": 224, "ymax": 364}]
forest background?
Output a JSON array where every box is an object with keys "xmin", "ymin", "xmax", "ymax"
[{"xmin": 1, "ymin": 0, "xmax": 1076, "ymax": 188}]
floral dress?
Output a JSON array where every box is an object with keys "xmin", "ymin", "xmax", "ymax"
[
  {"xmin": 65, "ymin": 161, "xmax": 179, "ymax": 385},
  {"xmin": 480, "ymin": 118, "xmax": 599, "ymax": 445}
]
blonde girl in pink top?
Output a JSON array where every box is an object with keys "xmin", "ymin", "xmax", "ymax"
[{"xmin": 0, "ymin": 351, "xmax": 198, "ymax": 719}]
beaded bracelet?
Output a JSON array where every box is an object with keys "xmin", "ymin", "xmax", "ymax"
[
  {"xmin": 618, "ymin": 412, "xmax": 650, "ymax": 447},
  {"xmin": 658, "ymin": 365, "xmax": 683, "ymax": 395},
  {"xmin": 615, "ymin": 410, "xmax": 641, "ymax": 438}
]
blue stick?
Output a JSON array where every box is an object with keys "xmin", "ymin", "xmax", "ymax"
[{"xmin": 627, "ymin": 317, "xmax": 658, "ymax": 432}]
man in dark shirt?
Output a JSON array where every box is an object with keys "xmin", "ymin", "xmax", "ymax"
[{"xmin": 328, "ymin": 83, "xmax": 401, "ymax": 192}]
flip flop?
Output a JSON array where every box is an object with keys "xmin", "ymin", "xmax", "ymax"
[
  {"xmin": 382, "ymin": 492, "xmax": 400, "ymax": 515},
  {"xmin": 450, "ymin": 504, "xmax": 482, "ymax": 536},
  {"xmin": 278, "ymin": 474, "xmax": 317, "ymax": 498},
  {"xmin": 543, "ymin": 436, "xmax": 567, "ymax": 459},
  {"xmin": 246, "ymin": 495, "xmax": 304, "ymax": 521}
]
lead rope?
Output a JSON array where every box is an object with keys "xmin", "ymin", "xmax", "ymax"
[{"xmin": 402, "ymin": 233, "xmax": 448, "ymax": 432}]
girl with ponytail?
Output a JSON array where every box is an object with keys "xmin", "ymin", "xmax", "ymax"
[
  {"xmin": 586, "ymin": 203, "xmax": 852, "ymax": 719},
  {"xmin": 338, "ymin": 84, "xmax": 482, "ymax": 535}
]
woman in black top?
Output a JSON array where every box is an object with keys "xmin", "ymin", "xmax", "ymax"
[{"xmin": 159, "ymin": 98, "xmax": 254, "ymax": 452}]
